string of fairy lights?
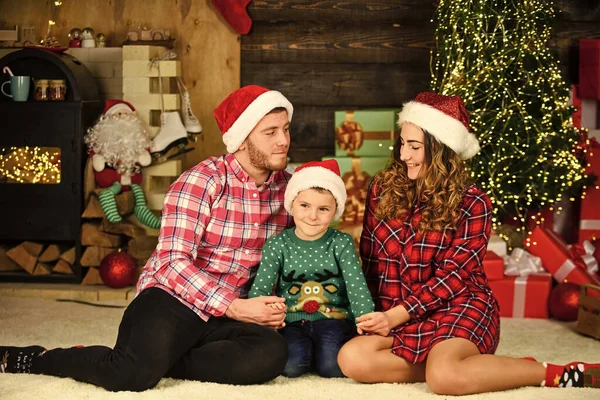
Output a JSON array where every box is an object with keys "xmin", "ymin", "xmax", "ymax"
[
  {"xmin": 0, "ymin": 147, "xmax": 61, "ymax": 184},
  {"xmin": 0, "ymin": 2, "xmax": 64, "ymax": 185},
  {"xmin": 430, "ymin": 0, "xmax": 590, "ymax": 242}
]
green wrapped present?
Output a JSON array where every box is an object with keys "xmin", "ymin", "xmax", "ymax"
[{"xmin": 334, "ymin": 109, "xmax": 400, "ymax": 157}]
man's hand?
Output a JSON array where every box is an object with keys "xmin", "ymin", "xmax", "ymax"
[{"xmin": 225, "ymin": 296, "xmax": 287, "ymax": 329}]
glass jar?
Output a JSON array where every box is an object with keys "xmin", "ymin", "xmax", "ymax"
[
  {"xmin": 34, "ymin": 79, "xmax": 49, "ymax": 101},
  {"xmin": 49, "ymin": 79, "xmax": 67, "ymax": 101}
]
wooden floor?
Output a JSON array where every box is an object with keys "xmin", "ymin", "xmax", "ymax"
[{"xmin": 0, "ymin": 282, "xmax": 134, "ymax": 302}]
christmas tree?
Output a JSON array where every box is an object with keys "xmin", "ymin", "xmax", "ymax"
[{"xmin": 430, "ymin": 0, "xmax": 588, "ymax": 241}]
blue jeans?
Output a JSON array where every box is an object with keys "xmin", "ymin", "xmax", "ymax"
[{"xmin": 281, "ymin": 319, "xmax": 356, "ymax": 378}]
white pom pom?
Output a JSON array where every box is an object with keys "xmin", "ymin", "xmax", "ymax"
[{"xmin": 138, "ymin": 150, "xmax": 151, "ymax": 167}]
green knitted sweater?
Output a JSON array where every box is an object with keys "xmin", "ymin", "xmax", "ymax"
[{"xmin": 249, "ymin": 228, "xmax": 374, "ymax": 323}]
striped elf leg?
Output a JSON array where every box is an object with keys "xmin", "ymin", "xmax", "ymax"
[
  {"xmin": 131, "ymin": 184, "xmax": 161, "ymax": 229},
  {"xmin": 98, "ymin": 182, "xmax": 122, "ymax": 223}
]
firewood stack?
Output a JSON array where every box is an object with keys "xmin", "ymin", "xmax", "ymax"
[
  {"xmin": 79, "ymin": 159, "xmax": 159, "ymax": 285},
  {"xmin": 2, "ymin": 242, "xmax": 76, "ymax": 276}
]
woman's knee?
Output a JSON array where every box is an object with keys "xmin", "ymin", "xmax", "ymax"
[
  {"xmin": 337, "ymin": 339, "xmax": 372, "ymax": 381},
  {"xmin": 426, "ymin": 362, "xmax": 470, "ymax": 395}
]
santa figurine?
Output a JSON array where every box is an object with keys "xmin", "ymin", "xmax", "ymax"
[{"xmin": 84, "ymin": 100, "xmax": 161, "ymax": 229}]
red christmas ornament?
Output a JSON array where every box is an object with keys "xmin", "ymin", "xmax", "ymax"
[
  {"xmin": 548, "ymin": 282, "xmax": 581, "ymax": 321},
  {"xmin": 99, "ymin": 251, "xmax": 136, "ymax": 289},
  {"xmin": 303, "ymin": 300, "xmax": 320, "ymax": 314}
]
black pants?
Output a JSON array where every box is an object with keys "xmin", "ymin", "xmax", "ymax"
[{"xmin": 34, "ymin": 288, "xmax": 288, "ymax": 391}]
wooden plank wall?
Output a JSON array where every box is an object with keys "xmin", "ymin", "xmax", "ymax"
[
  {"xmin": 0, "ymin": 0, "xmax": 240, "ymax": 170},
  {"xmin": 242, "ymin": 0, "xmax": 600, "ymax": 163},
  {"xmin": 243, "ymin": 0, "xmax": 435, "ymax": 162}
]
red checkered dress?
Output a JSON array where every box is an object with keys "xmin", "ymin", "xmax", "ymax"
[
  {"xmin": 361, "ymin": 183, "xmax": 500, "ymax": 363},
  {"xmin": 137, "ymin": 153, "xmax": 293, "ymax": 321}
]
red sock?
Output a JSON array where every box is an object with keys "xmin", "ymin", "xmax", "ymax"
[
  {"xmin": 211, "ymin": 0, "xmax": 252, "ymax": 34},
  {"xmin": 543, "ymin": 361, "xmax": 600, "ymax": 388}
]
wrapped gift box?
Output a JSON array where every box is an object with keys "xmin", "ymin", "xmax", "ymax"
[
  {"xmin": 323, "ymin": 156, "xmax": 388, "ymax": 225},
  {"xmin": 580, "ymin": 138, "xmax": 600, "ymax": 243},
  {"xmin": 483, "ymin": 251, "xmax": 504, "ymax": 281},
  {"xmin": 579, "ymin": 39, "xmax": 600, "ymax": 100},
  {"xmin": 488, "ymin": 273, "xmax": 552, "ymax": 318},
  {"xmin": 335, "ymin": 109, "xmax": 400, "ymax": 157},
  {"xmin": 488, "ymin": 235, "xmax": 507, "ymax": 256},
  {"xmin": 526, "ymin": 227, "xmax": 600, "ymax": 285}
]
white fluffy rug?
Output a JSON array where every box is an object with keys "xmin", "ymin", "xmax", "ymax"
[{"xmin": 1, "ymin": 296, "xmax": 599, "ymax": 400}]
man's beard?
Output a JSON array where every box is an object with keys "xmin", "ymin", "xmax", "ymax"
[{"xmin": 246, "ymin": 138, "xmax": 287, "ymax": 171}]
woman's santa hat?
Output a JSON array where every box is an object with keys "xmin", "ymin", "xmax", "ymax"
[
  {"xmin": 214, "ymin": 85, "xmax": 293, "ymax": 153},
  {"xmin": 398, "ymin": 92, "xmax": 480, "ymax": 160},
  {"xmin": 284, "ymin": 159, "xmax": 347, "ymax": 220}
]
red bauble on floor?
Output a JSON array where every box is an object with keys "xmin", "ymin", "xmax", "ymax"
[
  {"xmin": 548, "ymin": 282, "xmax": 581, "ymax": 321},
  {"xmin": 99, "ymin": 251, "xmax": 136, "ymax": 289}
]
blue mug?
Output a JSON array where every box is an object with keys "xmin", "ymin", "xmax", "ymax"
[{"xmin": 1, "ymin": 76, "xmax": 31, "ymax": 102}]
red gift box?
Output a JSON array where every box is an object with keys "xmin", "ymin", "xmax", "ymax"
[
  {"xmin": 483, "ymin": 251, "xmax": 504, "ymax": 281},
  {"xmin": 489, "ymin": 273, "xmax": 552, "ymax": 318},
  {"xmin": 579, "ymin": 39, "xmax": 600, "ymax": 100},
  {"xmin": 525, "ymin": 227, "xmax": 600, "ymax": 285},
  {"xmin": 580, "ymin": 138, "xmax": 600, "ymax": 243}
]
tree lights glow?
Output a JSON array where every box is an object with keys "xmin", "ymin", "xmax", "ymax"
[{"xmin": 431, "ymin": 0, "xmax": 589, "ymax": 241}]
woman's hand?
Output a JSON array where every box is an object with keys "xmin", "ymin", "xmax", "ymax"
[
  {"xmin": 355, "ymin": 306, "xmax": 411, "ymax": 336},
  {"xmin": 355, "ymin": 312, "xmax": 392, "ymax": 336}
]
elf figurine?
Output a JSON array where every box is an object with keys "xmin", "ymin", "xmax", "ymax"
[{"xmin": 84, "ymin": 100, "xmax": 161, "ymax": 229}]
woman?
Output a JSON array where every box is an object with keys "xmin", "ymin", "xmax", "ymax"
[{"xmin": 337, "ymin": 92, "xmax": 600, "ymax": 395}]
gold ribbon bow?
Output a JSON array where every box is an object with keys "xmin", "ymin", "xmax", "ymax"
[
  {"xmin": 341, "ymin": 158, "xmax": 371, "ymax": 224},
  {"xmin": 335, "ymin": 111, "xmax": 364, "ymax": 156}
]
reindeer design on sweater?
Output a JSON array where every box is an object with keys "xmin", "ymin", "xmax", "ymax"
[{"xmin": 281, "ymin": 268, "xmax": 348, "ymax": 319}]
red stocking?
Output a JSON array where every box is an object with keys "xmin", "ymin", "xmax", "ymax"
[{"xmin": 211, "ymin": 0, "xmax": 252, "ymax": 35}]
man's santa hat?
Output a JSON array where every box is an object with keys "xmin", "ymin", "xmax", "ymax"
[
  {"xmin": 284, "ymin": 159, "xmax": 347, "ymax": 220},
  {"xmin": 398, "ymin": 92, "xmax": 480, "ymax": 160},
  {"xmin": 214, "ymin": 85, "xmax": 293, "ymax": 153}
]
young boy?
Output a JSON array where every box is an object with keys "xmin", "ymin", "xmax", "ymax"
[{"xmin": 249, "ymin": 159, "xmax": 374, "ymax": 378}]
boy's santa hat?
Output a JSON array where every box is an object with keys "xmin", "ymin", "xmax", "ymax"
[
  {"xmin": 214, "ymin": 85, "xmax": 293, "ymax": 153},
  {"xmin": 284, "ymin": 159, "xmax": 347, "ymax": 220},
  {"xmin": 398, "ymin": 92, "xmax": 480, "ymax": 160}
]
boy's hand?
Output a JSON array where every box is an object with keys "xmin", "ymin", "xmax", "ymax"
[{"xmin": 267, "ymin": 302, "xmax": 286, "ymax": 310}]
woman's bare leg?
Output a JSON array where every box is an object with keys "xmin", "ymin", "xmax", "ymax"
[
  {"xmin": 337, "ymin": 335, "xmax": 425, "ymax": 383},
  {"xmin": 425, "ymin": 337, "xmax": 546, "ymax": 395}
]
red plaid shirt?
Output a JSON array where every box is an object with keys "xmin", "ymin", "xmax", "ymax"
[
  {"xmin": 137, "ymin": 153, "xmax": 293, "ymax": 321},
  {"xmin": 361, "ymin": 183, "xmax": 499, "ymax": 362}
]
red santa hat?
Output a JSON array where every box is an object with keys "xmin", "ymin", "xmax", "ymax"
[
  {"xmin": 284, "ymin": 159, "xmax": 347, "ymax": 220},
  {"xmin": 398, "ymin": 92, "xmax": 480, "ymax": 160},
  {"xmin": 214, "ymin": 85, "xmax": 293, "ymax": 153},
  {"xmin": 104, "ymin": 99, "xmax": 135, "ymax": 115}
]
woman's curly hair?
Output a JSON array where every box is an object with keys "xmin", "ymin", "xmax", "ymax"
[{"xmin": 373, "ymin": 128, "xmax": 470, "ymax": 233}]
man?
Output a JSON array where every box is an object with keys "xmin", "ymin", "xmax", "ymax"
[{"xmin": 0, "ymin": 85, "xmax": 295, "ymax": 391}]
